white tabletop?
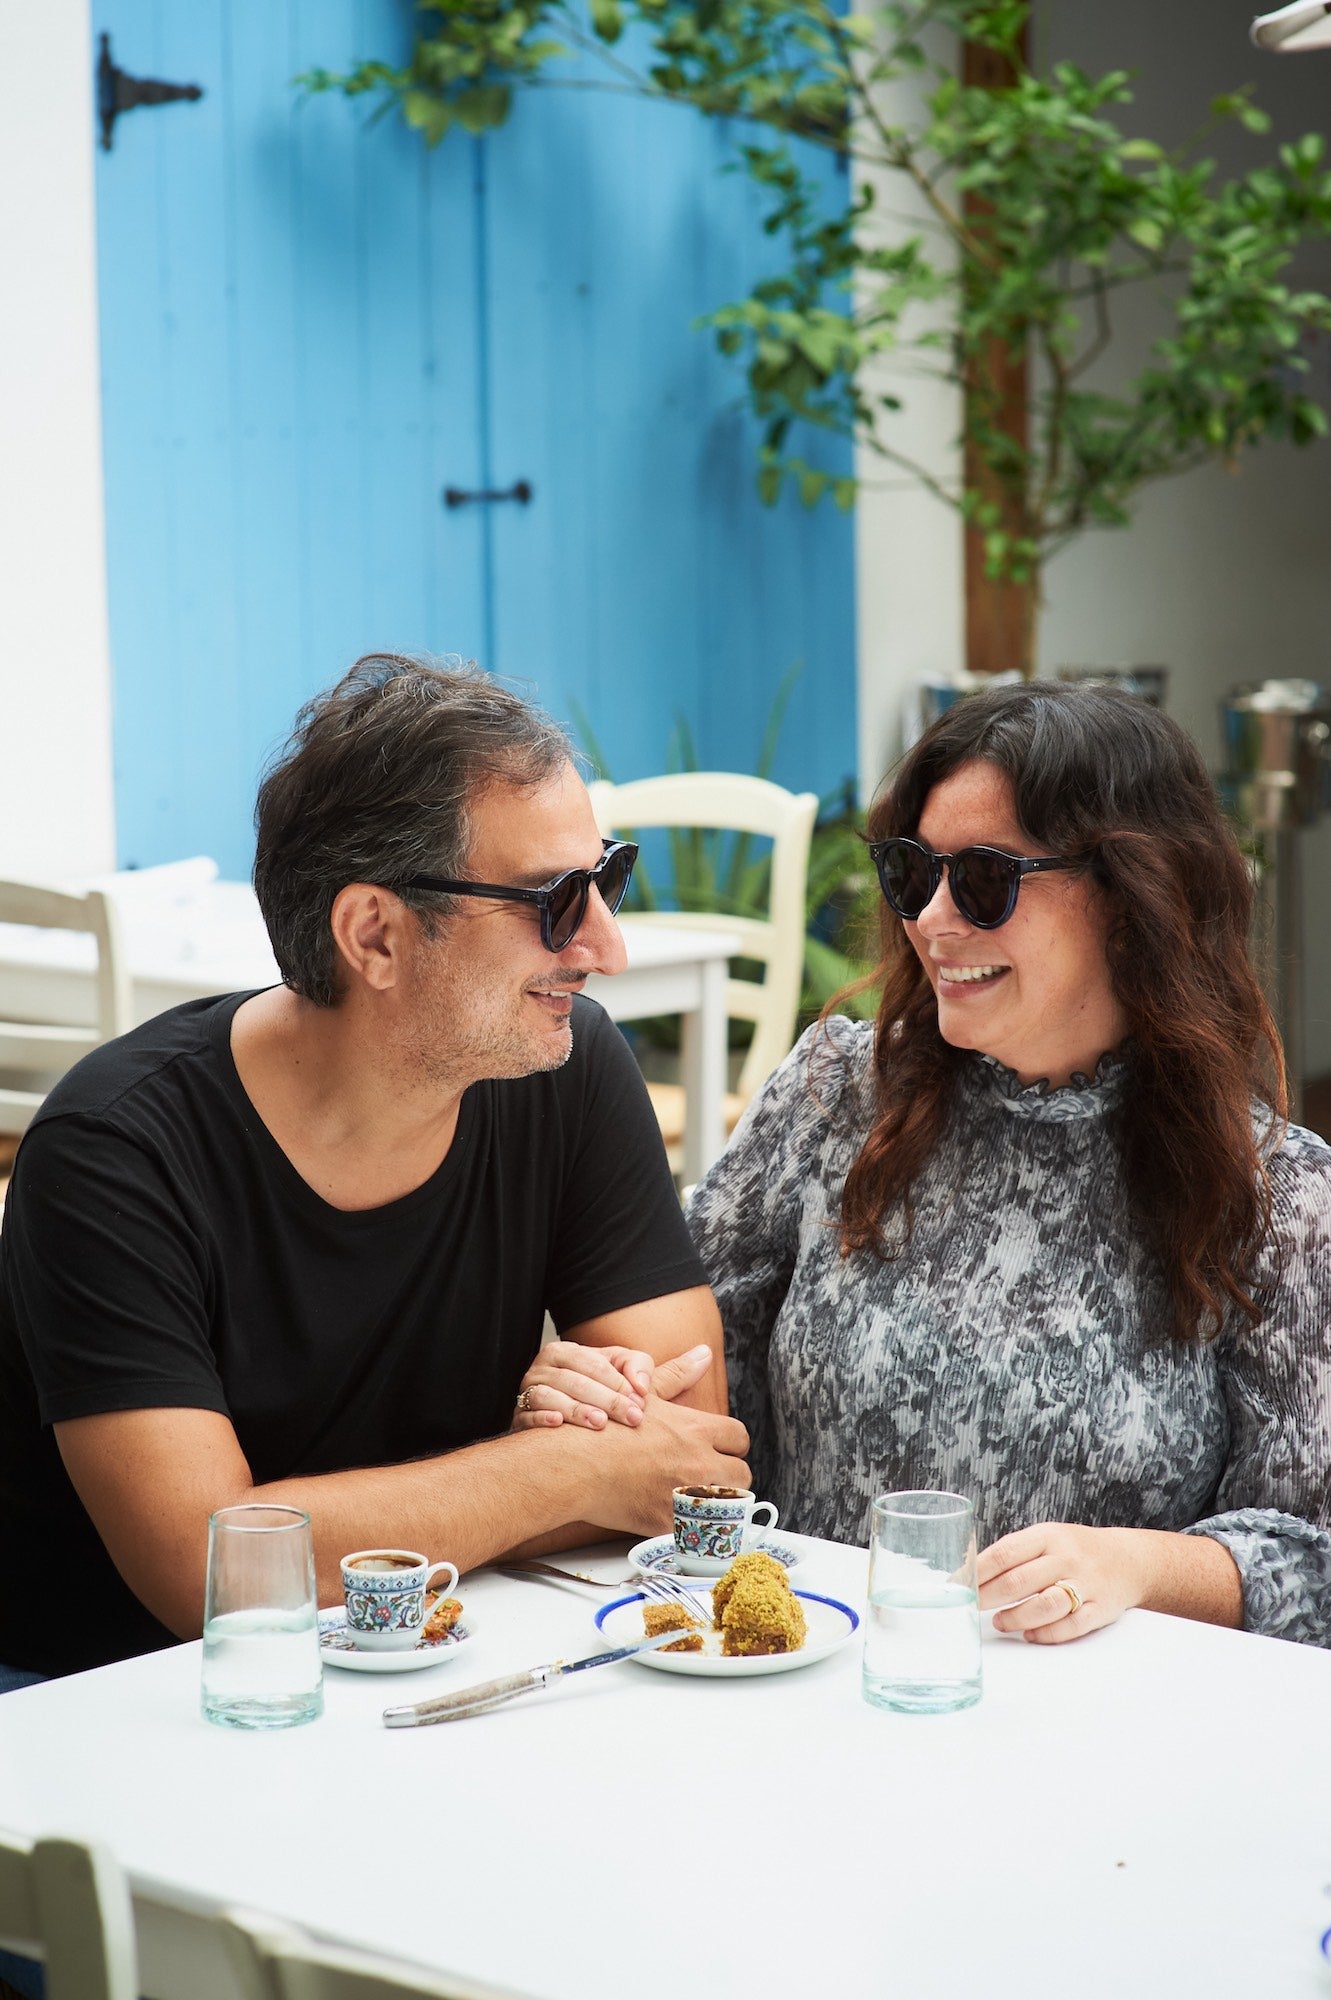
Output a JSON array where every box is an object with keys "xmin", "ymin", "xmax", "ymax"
[{"xmin": 3, "ymin": 1536, "xmax": 1329, "ymax": 1999}]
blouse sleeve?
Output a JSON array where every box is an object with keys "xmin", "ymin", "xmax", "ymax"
[
  {"xmin": 1183, "ymin": 1127, "xmax": 1331, "ymax": 1646},
  {"xmin": 685, "ymin": 1019, "xmax": 860, "ymax": 1494}
]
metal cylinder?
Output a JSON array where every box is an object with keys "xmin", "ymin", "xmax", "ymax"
[{"xmin": 1219, "ymin": 681, "xmax": 1331, "ymax": 1121}]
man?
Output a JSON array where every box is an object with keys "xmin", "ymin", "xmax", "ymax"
[{"xmin": 0, "ymin": 655, "xmax": 748, "ymax": 1681}]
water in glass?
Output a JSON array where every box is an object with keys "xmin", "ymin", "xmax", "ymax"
[
  {"xmin": 201, "ymin": 1606, "xmax": 323, "ymax": 1729},
  {"xmin": 863, "ymin": 1490, "xmax": 982, "ymax": 1714}
]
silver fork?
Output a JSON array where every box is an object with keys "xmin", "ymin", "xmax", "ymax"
[
  {"xmin": 491, "ymin": 1558, "xmax": 630, "ymax": 1589},
  {"xmin": 637, "ymin": 1570, "xmax": 714, "ymax": 1633}
]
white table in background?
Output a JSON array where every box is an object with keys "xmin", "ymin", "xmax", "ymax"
[
  {"xmin": 0, "ymin": 876, "xmax": 740, "ymax": 1182},
  {"xmin": 1, "ymin": 1535, "xmax": 1328, "ymax": 2000}
]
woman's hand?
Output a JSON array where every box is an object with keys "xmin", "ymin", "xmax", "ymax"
[
  {"xmin": 511, "ymin": 1340, "xmax": 652, "ymax": 1430},
  {"xmin": 511, "ymin": 1340, "xmax": 717, "ymax": 1432},
  {"xmin": 977, "ymin": 1522, "xmax": 1150, "ymax": 1644}
]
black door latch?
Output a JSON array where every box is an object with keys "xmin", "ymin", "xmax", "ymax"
[
  {"xmin": 97, "ymin": 33, "xmax": 204, "ymax": 152},
  {"xmin": 442, "ymin": 481, "xmax": 534, "ymax": 509}
]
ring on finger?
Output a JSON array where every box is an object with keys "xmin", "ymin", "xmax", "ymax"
[
  {"xmin": 515, "ymin": 1387, "xmax": 534, "ymax": 1415},
  {"xmin": 1054, "ymin": 1578, "xmax": 1082, "ymax": 1618}
]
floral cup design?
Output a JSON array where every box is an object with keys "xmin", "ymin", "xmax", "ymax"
[
  {"xmin": 671, "ymin": 1487, "xmax": 780, "ymax": 1575},
  {"xmin": 338, "ymin": 1549, "xmax": 459, "ymax": 1651}
]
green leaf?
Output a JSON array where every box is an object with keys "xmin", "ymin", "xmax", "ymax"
[
  {"xmin": 452, "ymin": 83, "xmax": 511, "ymax": 134},
  {"xmin": 402, "ymin": 90, "xmax": 452, "ymax": 146},
  {"xmin": 589, "ymin": 0, "xmax": 624, "ymax": 43},
  {"xmin": 757, "ymin": 460, "xmax": 784, "ymax": 506}
]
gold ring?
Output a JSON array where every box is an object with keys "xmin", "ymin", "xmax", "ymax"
[
  {"xmin": 1055, "ymin": 1579, "xmax": 1083, "ymax": 1617},
  {"xmin": 515, "ymin": 1387, "xmax": 533, "ymax": 1414}
]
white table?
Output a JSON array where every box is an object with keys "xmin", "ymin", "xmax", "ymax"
[
  {"xmin": 0, "ymin": 871, "xmax": 740, "ymax": 1181},
  {"xmin": 2, "ymin": 1536, "xmax": 1329, "ymax": 2000}
]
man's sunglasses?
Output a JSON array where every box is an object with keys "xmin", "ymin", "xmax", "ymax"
[
  {"xmin": 396, "ymin": 839, "xmax": 639, "ymax": 953},
  {"xmin": 869, "ymin": 836, "xmax": 1077, "ymax": 930}
]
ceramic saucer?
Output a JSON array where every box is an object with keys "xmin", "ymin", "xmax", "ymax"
[
  {"xmin": 627, "ymin": 1532, "xmax": 804, "ymax": 1579},
  {"xmin": 318, "ymin": 1608, "xmax": 475, "ymax": 1673},
  {"xmin": 595, "ymin": 1590, "xmax": 857, "ymax": 1677}
]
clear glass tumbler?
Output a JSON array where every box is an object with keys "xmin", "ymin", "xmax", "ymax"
[
  {"xmin": 201, "ymin": 1503, "xmax": 323, "ymax": 1730},
  {"xmin": 863, "ymin": 1490, "xmax": 982, "ymax": 1714}
]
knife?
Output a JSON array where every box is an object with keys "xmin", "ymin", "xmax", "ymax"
[{"xmin": 382, "ymin": 1625, "xmax": 696, "ymax": 1726}]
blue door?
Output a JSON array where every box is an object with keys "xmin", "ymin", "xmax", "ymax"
[{"xmin": 93, "ymin": 3, "xmax": 856, "ymax": 877}]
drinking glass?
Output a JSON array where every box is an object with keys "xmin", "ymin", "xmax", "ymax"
[
  {"xmin": 863, "ymin": 1491, "xmax": 982, "ymax": 1714},
  {"xmin": 201, "ymin": 1504, "xmax": 323, "ymax": 1729}
]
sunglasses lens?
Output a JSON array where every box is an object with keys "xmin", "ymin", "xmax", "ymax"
[
  {"xmin": 878, "ymin": 840, "xmax": 934, "ymax": 918},
  {"xmin": 951, "ymin": 849, "xmax": 1017, "ymax": 927},
  {"xmin": 545, "ymin": 847, "xmax": 636, "ymax": 949},
  {"xmin": 596, "ymin": 845, "xmax": 636, "ymax": 917},
  {"xmin": 547, "ymin": 877, "xmax": 587, "ymax": 951}
]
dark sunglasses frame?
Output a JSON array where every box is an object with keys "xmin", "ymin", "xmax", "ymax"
[
  {"xmin": 397, "ymin": 839, "xmax": 639, "ymax": 952},
  {"xmin": 869, "ymin": 836, "xmax": 1077, "ymax": 930}
]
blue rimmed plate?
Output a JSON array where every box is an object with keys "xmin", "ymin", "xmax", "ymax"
[
  {"xmin": 594, "ymin": 1590, "xmax": 858, "ymax": 1677},
  {"xmin": 627, "ymin": 1533, "xmax": 804, "ymax": 1580},
  {"xmin": 318, "ymin": 1607, "xmax": 475, "ymax": 1673}
]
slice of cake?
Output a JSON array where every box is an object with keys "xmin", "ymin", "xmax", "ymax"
[
  {"xmin": 642, "ymin": 1599, "xmax": 705, "ymax": 1653},
  {"xmin": 711, "ymin": 1550, "xmax": 806, "ymax": 1657}
]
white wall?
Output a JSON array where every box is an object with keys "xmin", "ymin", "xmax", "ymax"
[
  {"xmin": 853, "ymin": 25, "xmax": 964, "ymax": 806},
  {"xmin": 854, "ymin": 0, "xmax": 1331, "ymax": 1073},
  {"xmin": 0, "ymin": 0, "xmax": 116, "ymax": 878}
]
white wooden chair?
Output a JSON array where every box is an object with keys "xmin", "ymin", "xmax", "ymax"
[
  {"xmin": 588, "ymin": 773, "xmax": 818, "ymax": 1170},
  {"xmin": 0, "ymin": 882, "xmax": 132, "ymax": 1138},
  {"xmin": 212, "ymin": 1907, "xmax": 527, "ymax": 2000},
  {"xmin": 0, "ymin": 1830, "xmax": 138, "ymax": 2000}
]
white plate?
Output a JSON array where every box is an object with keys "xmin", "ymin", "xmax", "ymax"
[
  {"xmin": 318, "ymin": 1608, "xmax": 475, "ymax": 1674},
  {"xmin": 594, "ymin": 1590, "xmax": 858, "ymax": 1677},
  {"xmin": 627, "ymin": 1533, "xmax": 804, "ymax": 1579}
]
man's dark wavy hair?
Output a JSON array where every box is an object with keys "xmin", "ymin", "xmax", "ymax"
[
  {"xmin": 837, "ymin": 681, "xmax": 1285, "ymax": 1343},
  {"xmin": 253, "ymin": 653, "xmax": 570, "ymax": 1006}
]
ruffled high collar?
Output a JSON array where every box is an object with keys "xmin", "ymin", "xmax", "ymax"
[{"xmin": 964, "ymin": 1048, "xmax": 1128, "ymax": 1122}]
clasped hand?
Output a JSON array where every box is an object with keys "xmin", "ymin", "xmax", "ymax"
[{"xmin": 512, "ymin": 1339, "xmax": 714, "ymax": 1430}]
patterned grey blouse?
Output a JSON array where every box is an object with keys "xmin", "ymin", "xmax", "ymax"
[{"xmin": 686, "ymin": 1018, "xmax": 1331, "ymax": 1646}]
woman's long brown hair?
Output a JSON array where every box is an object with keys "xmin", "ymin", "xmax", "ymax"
[{"xmin": 839, "ymin": 683, "xmax": 1286, "ymax": 1343}]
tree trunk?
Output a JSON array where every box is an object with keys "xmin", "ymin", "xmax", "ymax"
[{"xmin": 961, "ymin": 30, "xmax": 1033, "ymax": 679}]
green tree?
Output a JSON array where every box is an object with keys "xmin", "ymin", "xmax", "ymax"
[{"xmin": 304, "ymin": 2, "xmax": 1331, "ymax": 673}]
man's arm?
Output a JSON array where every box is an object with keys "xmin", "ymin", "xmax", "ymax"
[{"xmin": 56, "ymin": 1376, "xmax": 749, "ymax": 1640}]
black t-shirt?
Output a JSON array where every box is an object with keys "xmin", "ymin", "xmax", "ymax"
[{"xmin": 0, "ymin": 992, "xmax": 702, "ymax": 1676}]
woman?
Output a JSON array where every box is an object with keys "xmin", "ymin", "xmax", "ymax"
[{"xmin": 681, "ymin": 682, "xmax": 1331, "ymax": 1645}]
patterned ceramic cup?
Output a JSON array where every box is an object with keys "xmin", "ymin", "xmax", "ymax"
[
  {"xmin": 339, "ymin": 1549, "xmax": 460, "ymax": 1651},
  {"xmin": 671, "ymin": 1486, "xmax": 780, "ymax": 1575}
]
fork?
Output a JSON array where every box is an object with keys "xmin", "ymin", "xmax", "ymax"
[
  {"xmin": 637, "ymin": 1570, "xmax": 715, "ymax": 1632},
  {"xmin": 491, "ymin": 1558, "xmax": 629, "ymax": 1589}
]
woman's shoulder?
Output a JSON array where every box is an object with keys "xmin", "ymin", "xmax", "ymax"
[
  {"xmin": 1264, "ymin": 1113, "xmax": 1331, "ymax": 1209},
  {"xmin": 770, "ymin": 1013, "xmax": 877, "ymax": 1120},
  {"xmin": 719, "ymin": 1014, "xmax": 876, "ymax": 1167}
]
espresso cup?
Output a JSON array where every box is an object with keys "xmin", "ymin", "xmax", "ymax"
[
  {"xmin": 671, "ymin": 1486, "xmax": 780, "ymax": 1575},
  {"xmin": 339, "ymin": 1548, "xmax": 460, "ymax": 1651}
]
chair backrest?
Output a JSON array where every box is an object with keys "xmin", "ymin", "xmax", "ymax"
[
  {"xmin": 215, "ymin": 1906, "xmax": 527, "ymax": 2000},
  {"xmin": 0, "ymin": 1829, "xmax": 139, "ymax": 2000},
  {"xmin": 0, "ymin": 882, "xmax": 132, "ymax": 1135},
  {"xmin": 588, "ymin": 772, "xmax": 818, "ymax": 1099}
]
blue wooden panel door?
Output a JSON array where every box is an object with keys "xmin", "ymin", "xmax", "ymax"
[{"xmin": 93, "ymin": 3, "xmax": 856, "ymax": 878}]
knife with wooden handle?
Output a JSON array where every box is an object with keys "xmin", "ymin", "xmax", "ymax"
[{"xmin": 382, "ymin": 1625, "xmax": 695, "ymax": 1726}]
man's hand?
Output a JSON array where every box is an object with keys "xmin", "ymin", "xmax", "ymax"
[
  {"xmin": 977, "ymin": 1521, "xmax": 1243, "ymax": 1643},
  {"xmin": 573, "ymin": 1378, "xmax": 750, "ymax": 1539},
  {"xmin": 511, "ymin": 1340, "xmax": 714, "ymax": 1431}
]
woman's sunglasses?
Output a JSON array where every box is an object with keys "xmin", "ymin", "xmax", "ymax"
[
  {"xmin": 869, "ymin": 836, "xmax": 1076, "ymax": 930},
  {"xmin": 397, "ymin": 839, "xmax": 639, "ymax": 952}
]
